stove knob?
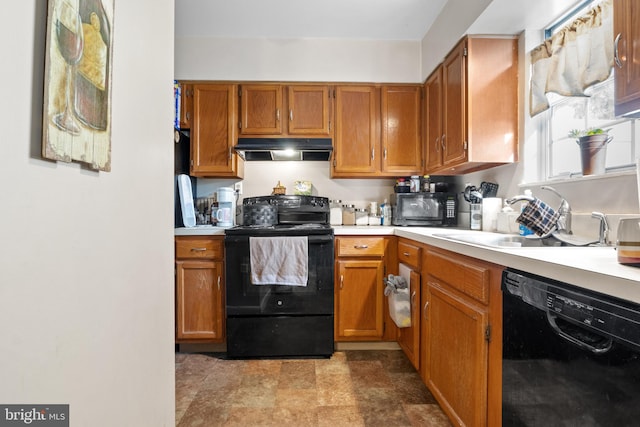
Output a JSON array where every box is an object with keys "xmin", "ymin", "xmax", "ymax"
[{"xmin": 277, "ymin": 300, "xmax": 283, "ymax": 306}]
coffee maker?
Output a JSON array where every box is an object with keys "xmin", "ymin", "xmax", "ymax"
[{"xmin": 216, "ymin": 187, "xmax": 236, "ymax": 227}]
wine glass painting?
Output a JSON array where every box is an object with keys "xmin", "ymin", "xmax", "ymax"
[{"xmin": 42, "ymin": 0, "xmax": 114, "ymax": 172}]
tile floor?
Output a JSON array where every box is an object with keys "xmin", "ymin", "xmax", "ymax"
[{"xmin": 176, "ymin": 350, "xmax": 452, "ymax": 427}]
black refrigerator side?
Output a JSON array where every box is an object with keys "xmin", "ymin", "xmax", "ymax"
[{"xmin": 174, "ymin": 130, "xmax": 196, "ymax": 227}]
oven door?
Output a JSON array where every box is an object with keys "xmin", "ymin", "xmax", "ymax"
[{"xmin": 225, "ymin": 232, "xmax": 334, "ymax": 316}]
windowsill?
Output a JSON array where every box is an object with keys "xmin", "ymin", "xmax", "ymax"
[{"xmin": 518, "ymin": 169, "xmax": 637, "ymax": 188}]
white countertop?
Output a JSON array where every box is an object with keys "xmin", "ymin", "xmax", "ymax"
[{"xmin": 175, "ymin": 225, "xmax": 640, "ymax": 304}]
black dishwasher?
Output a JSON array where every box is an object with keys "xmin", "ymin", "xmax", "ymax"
[{"xmin": 502, "ymin": 268, "xmax": 640, "ymax": 426}]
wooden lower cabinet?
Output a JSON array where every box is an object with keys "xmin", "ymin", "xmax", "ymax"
[
  {"xmin": 397, "ymin": 238, "xmax": 422, "ymax": 370},
  {"xmin": 419, "ymin": 245, "xmax": 503, "ymax": 427},
  {"xmin": 335, "ymin": 259, "xmax": 385, "ymax": 340},
  {"xmin": 424, "ymin": 282, "xmax": 489, "ymax": 427},
  {"xmin": 175, "ymin": 236, "xmax": 225, "ymax": 343},
  {"xmin": 334, "ymin": 236, "xmax": 397, "ymax": 341}
]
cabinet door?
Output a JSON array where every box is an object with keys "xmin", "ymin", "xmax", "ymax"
[
  {"xmin": 191, "ymin": 84, "xmax": 242, "ymax": 177},
  {"xmin": 442, "ymin": 41, "xmax": 467, "ymax": 167},
  {"xmin": 425, "ymin": 282, "xmax": 489, "ymax": 427},
  {"xmin": 288, "ymin": 85, "xmax": 332, "ymax": 135},
  {"xmin": 614, "ymin": 0, "xmax": 640, "ymax": 115},
  {"xmin": 240, "ymin": 84, "xmax": 283, "ymax": 135},
  {"xmin": 424, "ymin": 68, "xmax": 443, "ymax": 172},
  {"xmin": 176, "ymin": 260, "xmax": 224, "ymax": 341},
  {"xmin": 381, "ymin": 86, "xmax": 422, "ymax": 175},
  {"xmin": 332, "ymin": 86, "xmax": 380, "ymax": 176},
  {"xmin": 335, "ymin": 259, "xmax": 384, "ymax": 340},
  {"xmin": 397, "ymin": 269, "xmax": 421, "ymax": 370},
  {"xmin": 179, "ymin": 83, "xmax": 193, "ymax": 129}
]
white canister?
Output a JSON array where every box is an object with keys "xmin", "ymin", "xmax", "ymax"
[
  {"xmin": 482, "ymin": 197, "xmax": 502, "ymax": 232},
  {"xmin": 470, "ymin": 204, "xmax": 482, "ymax": 230}
]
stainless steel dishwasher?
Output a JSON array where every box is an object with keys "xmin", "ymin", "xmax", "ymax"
[{"xmin": 502, "ymin": 268, "xmax": 640, "ymax": 426}]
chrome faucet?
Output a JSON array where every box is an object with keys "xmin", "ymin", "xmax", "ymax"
[
  {"xmin": 591, "ymin": 212, "xmax": 609, "ymax": 246},
  {"xmin": 540, "ymin": 186, "xmax": 572, "ymax": 234}
]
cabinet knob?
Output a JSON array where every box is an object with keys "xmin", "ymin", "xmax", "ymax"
[
  {"xmin": 354, "ymin": 245, "xmax": 369, "ymax": 249},
  {"xmin": 435, "ymin": 137, "xmax": 440, "ymax": 153},
  {"xmin": 191, "ymin": 247, "xmax": 207, "ymax": 252},
  {"xmin": 276, "ymin": 109, "xmax": 280, "ymax": 121},
  {"xmin": 403, "ymin": 252, "xmax": 410, "ymax": 257},
  {"xmin": 217, "ymin": 276, "xmax": 221, "ymax": 291},
  {"xmin": 340, "ymin": 275, "xmax": 344, "ymax": 289},
  {"xmin": 423, "ymin": 301, "xmax": 429, "ymax": 320},
  {"xmin": 289, "ymin": 109, "xmax": 293, "ymax": 121}
]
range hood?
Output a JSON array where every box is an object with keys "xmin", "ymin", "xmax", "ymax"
[{"xmin": 234, "ymin": 138, "xmax": 332, "ymax": 161}]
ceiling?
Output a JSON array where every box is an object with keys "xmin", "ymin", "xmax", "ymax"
[{"xmin": 175, "ymin": 0, "xmax": 581, "ymax": 41}]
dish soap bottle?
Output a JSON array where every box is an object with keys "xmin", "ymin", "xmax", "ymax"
[{"xmin": 519, "ymin": 189, "xmax": 534, "ymax": 236}]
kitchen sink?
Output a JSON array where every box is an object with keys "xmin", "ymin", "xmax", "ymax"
[{"xmin": 432, "ymin": 232, "xmax": 563, "ymax": 248}]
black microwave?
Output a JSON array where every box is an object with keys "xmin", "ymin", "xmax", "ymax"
[{"xmin": 391, "ymin": 192, "xmax": 458, "ymax": 226}]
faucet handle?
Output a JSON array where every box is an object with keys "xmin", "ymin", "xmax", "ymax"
[{"xmin": 591, "ymin": 212, "xmax": 609, "ymax": 246}]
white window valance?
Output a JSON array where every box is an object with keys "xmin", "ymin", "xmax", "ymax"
[{"xmin": 530, "ymin": 0, "xmax": 613, "ymax": 116}]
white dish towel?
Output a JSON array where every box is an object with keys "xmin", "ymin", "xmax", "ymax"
[{"xmin": 249, "ymin": 236, "xmax": 308, "ymax": 286}]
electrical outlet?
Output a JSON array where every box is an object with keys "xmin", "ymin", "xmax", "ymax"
[{"xmin": 234, "ymin": 182, "xmax": 243, "ymax": 195}]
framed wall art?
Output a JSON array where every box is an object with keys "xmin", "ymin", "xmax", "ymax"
[{"xmin": 42, "ymin": 0, "xmax": 114, "ymax": 172}]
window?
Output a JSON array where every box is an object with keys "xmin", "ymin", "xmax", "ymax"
[
  {"xmin": 537, "ymin": 0, "xmax": 639, "ymax": 180},
  {"xmin": 546, "ymin": 75, "xmax": 639, "ymax": 178}
]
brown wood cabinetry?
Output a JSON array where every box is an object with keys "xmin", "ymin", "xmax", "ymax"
[
  {"xmin": 175, "ymin": 236, "xmax": 225, "ymax": 342},
  {"xmin": 332, "ymin": 85, "xmax": 380, "ymax": 176},
  {"xmin": 333, "ymin": 84, "xmax": 422, "ymax": 178},
  {"xmin": 190, "ymin": 83, "xmax": 243, "ymax": 178},
  {"xmin": 424, "ymin": 36, "xmax": 518, "ymax": 175},
  {"xmin": 177, "ymin": 82, "xmax": 193, "ymax": 129},
  {"xmin": 614, "ymin": 0, "xmax": 640, "ymax": 116},
  {"xmin": 420, "ymin": 246, "xmax": 503, "ymax": 427},
  {"xmin": 239, "ymin": 84, "xmax": 332, "ymax": 137},
  {"xmin": 396, "ymin": 239, "xmax": 422, "ymax": 370},
  {"xmin": 381, "ymin": 86, "xmax": 423, "ymax": 174},
  {"xmin": 335, "ymin": 236, "xmax": 395, "ymax": 341}
]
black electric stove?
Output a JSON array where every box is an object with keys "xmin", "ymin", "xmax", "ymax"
[{"xmin": 225, "ymin": 195, "xmax": 334, "ymax": 358}]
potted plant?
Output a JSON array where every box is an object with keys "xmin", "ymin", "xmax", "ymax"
[{"xmin": 568, "ymin": 128, "xmax": 612, "ymax": 175}]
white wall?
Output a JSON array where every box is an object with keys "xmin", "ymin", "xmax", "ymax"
[
  {"xmin": 420, "ymin": 0, "xmax": 493, "ymax": 80},
  {"xmin": 0, "ymin": 2, "xmax": 175, "ymax": 426},
  {"xmin": 197, "ymin": 162, "xmax": 396, "ymax": 211},
  {"xmin": 175, "ymin": 37, "xmax": 421, "ymax": 83}
]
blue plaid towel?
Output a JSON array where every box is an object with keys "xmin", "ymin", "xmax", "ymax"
[{"xmin": 516, "ymin": 199, "xmax": 560, "ymax": 236}]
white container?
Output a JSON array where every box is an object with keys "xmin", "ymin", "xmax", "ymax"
[
  {"xmin": 216, "ymin": 187, "xmax": 236, "ymax": 227},
  {"xmin": 470, "ymin": 203, "xmax": 482, "ymax": 230},
  {"xmin": 330, "ymin": 200, "xmax": 343, "ymax": 225},
  {"xmin": 355, "ymin": 209, "xmax": 369, "ymax": 226},
  {"xmin": 482, "ymin": 197, "xmax": 502, "ymax": 232}
]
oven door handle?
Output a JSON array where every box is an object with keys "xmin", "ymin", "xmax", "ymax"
[{"xmin": 546, "ymin": 311, "xmax": 613, "ymax": 355}]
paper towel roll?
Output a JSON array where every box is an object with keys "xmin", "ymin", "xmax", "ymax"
[{"xmin": 482, "ymin": 197, "xmax": 502, "ymax": 232}]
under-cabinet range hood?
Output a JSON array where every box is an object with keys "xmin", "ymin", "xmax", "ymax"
[{"xmin": 234, "ymin": 138, "xmax": 332, "ymax": 161}]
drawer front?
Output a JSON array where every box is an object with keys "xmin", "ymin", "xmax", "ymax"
[
  {"xmin": 398, "ymin": 240, "xmax": 421, "ymax": 269},
  {"xmin": 337, "ymin": 237, "xmax": 385, "ymax": 257},
  {"xmin": 176, "ymin": 237, "xmax": 224, "ymax": 260},
  {"xmin": 426, "ymin": 249, "xmax": 489, "ymax": 304}
]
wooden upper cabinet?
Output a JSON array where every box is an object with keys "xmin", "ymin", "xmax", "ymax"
[
  {"xmin": 239, "ymin": 84, "xmax": 283, "ymax": 135},
  {"xmin": 239, "ymin": 83, "xmax": 333, "ymax": 137},
  {"xmin": 425, "ymin": 36, "xmax": 518, "ymax": 175},
  {"xmin": 381, "ymin": 85, "xmax": 422, "ymax": 174},
  {"xmin": 424, "ymin": 68, "xmax": 443, "ymax": 171},
  {"xmin": 332, "ymin": 85, "xmax": 380, "ymax": 177},
  {"xmin": 288, "ymin": 85, "xmax": 332, "ymax": 135},
  {"xmin": 442, "ymin": 43, "xmax": 466, "ymax": 168},
  {"xmin": 191, "ymin": 84, "xmax": 243, "ymax": 178},
  {"xmin": 333, "ymin": 84, "xmax": 422, "ymax": 178},
  {"xmin": 178, "ymin": 82, "xmax": 193, "ymax": 129},
  {"xmin": 614, "ymin": 0, "xmax": 640, "ymax": 116}
]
